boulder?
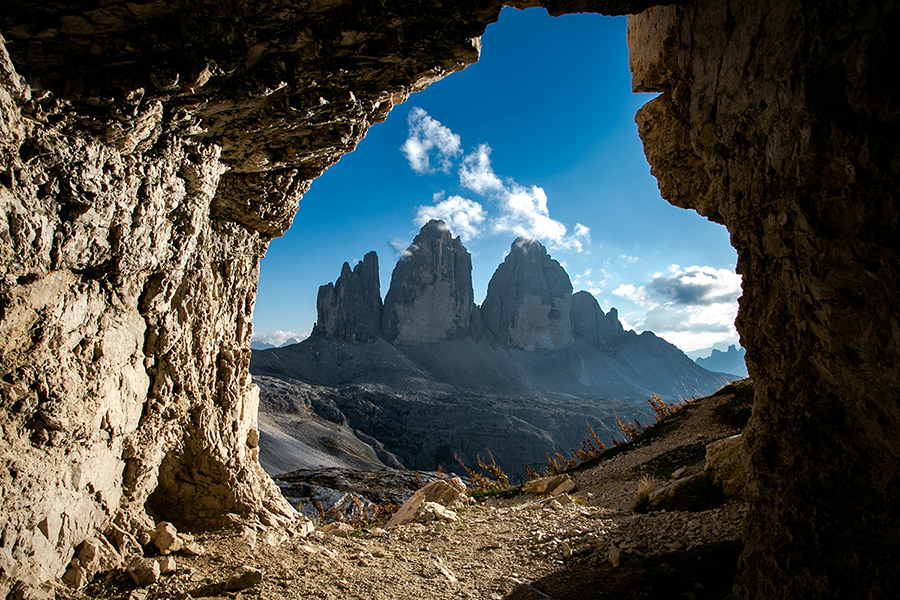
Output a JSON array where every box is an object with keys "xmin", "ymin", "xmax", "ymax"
[
  {"xmin": 318, "ymin": 522, "xmax": 354, "ymax": 538},
  {"xmin": 414, "ymin": 502, "xmax": 458, "ymax": 523},
  {"xmin": 152, "ymin": 522, "xmax": 182, "ymax": 555},
  {"xmin": 126, "ymin": 557, "xmax": 160, "ymax": 587},
  {"xmin": 647, "ymin": 472, "xmax": 723, "ymax": 513},
  {"xmin": 705, "ymin": 434, "xmax": 748, "ymax": 499},
  {"xmin": 385, "ymin": 477, "xmax": 468, "ymax": 528},
  {"xmin": 224, "ymin": 566, "xmax": 263, "ymax": 591},
  {"xmin": 157, "ymin": 555, "xmax": 177, "ymax": 575},
  {"xmin": 522, "ymin": 474, "xmax": 574, "ymax": 495}
]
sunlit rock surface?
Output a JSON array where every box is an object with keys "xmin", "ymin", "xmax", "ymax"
[
  {"xmin": 0, "ymin": 0, "xmax": 896, "ymax": 597},
  {"xmin": 382, "ymin": 220, "xmax": 477, "ymax": 346}
]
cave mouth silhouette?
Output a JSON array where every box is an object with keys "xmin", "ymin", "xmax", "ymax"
[{"xmin": 0, "ymin": 2, "xmax": 896, "ymax": 598}]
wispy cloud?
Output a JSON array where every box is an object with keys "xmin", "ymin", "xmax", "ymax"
[
  {"xmin": 415, "ymin": 194, "xmax": 487, "ymax": 242},
  {"xmin": 251, "ymin": 330, "xmax": 304, "ymax": 347},
  {"xmin": 401, "ymin": 107, "xmax": 462, "ymax": 174},
  {"xmin": 459, "ymin": 144, "xmax": 504, "ymax": 194},
  {"xmin": 612, "ymin": 265, "xmax": 742, "ymax": 352},
  {"xmin": 405, "ymin": 107, "xmax": 589, "ymax": 252}
]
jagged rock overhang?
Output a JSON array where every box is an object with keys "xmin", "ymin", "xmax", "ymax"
[{"xmin": 1, "ymin": 0, "xmax": 898, "ymax": 598}]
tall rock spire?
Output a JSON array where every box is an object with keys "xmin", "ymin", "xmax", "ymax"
[
  {"xmin": 382, "ymin": 220, "xmax": 476, "ymax": 345},
  {"xmin": 312, "ymin": 251, "xmax": 383, "ymax": 343},
  {"xmin": 481, "ymin": 238, "xmax": 573, "ymax": 350}
]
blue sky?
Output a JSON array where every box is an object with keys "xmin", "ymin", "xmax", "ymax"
[{"xmin": 252, "ymin": 8, "xmax": 741, "ymax": 357}]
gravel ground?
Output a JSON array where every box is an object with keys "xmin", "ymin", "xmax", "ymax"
[{"xmin": 76, "ymin": 381, "xmax": 752, "ymax": 600}]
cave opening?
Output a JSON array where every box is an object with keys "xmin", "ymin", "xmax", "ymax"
[{"xmin": 248, "ymin": 7, "xmax": 743, "ymax": 505}]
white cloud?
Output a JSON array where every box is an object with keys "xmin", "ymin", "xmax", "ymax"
[
  {"xmin": 572, "ymin": 268, "xmax": 592, "ymax": 286},
  {"xmin": 251, "ymin": 330, "xmax": 304, "ymax": 347},
  {"xmin": 389, "ymin": 239, "xmax": 418, "ymax": 258},
  {"xmin": 415, "ymin": 195, "xmax": 487, "ymax": 241},
  {"xmin": 612, "ymin": 265, "xmax": 743, "ymax": 353},
  {"xmin": 612, "ymin": 283, "xmax": 658, "ymax": 309},
  {"xmin": 401, "ymin": 108, "xmax": 589, "ymax": 254},
  {"xmin": 401, "ymin": 107, "xmax": 462, "ymax": 174},
  {"xmin": 648, "ymin": 265, "xmax": 742, "ymax": 305},
  {"xmin": 574, "ymin": 223, "xmax": 591, "ymax": 243},
  {"xmin": 459, "ymin": 144, "xmax": 504, "ymax": 194}
]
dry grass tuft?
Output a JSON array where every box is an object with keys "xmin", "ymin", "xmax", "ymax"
[
  {"xmin": 633, "ymin": 474, "xmax": 656, "ymax": 513},
  {"xmin": 455, "ymin": 450, "xmax": 511, "ymax": 492}
]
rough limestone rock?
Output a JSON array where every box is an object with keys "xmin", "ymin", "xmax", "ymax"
[
  {"xmin": 225, "ymin": 565, "xmax": 263, "ymax": 591},
  {"xmin": 0, "ymin": 0, "xmax": 896, "ymax": 597},
  {"xmin": 522, "ymin": 474, "xmax": 573, "ymax": 495},
  {"xmin": 312, "ymin": 251, "xmax": 382, "ymax": 343},
  {"xmin": 382, "ymin": 221, "xmax": 477, "ymax": 345},
  {"xmin": 629, "ymin": 2, "xmax": 900, "ymax": 597},
  {"xmin": 152, "ymin": 522, "xmax": 182, "ymax": 556},
  {"xmin": 481, "ymin": 239, "xmax": 574, "ymax": 350},
  {"xmin": 125, "ymin": 557, "xmax": 160, "ymax": 588},
  {"xmin": 705, "ymin": 434, "xmax": 747, "ymax": 500},
  {"xmin": 385, "ymin": 477, "xmax": 468, "ymax": 528}
]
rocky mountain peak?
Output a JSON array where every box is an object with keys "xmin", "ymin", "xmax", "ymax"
[
  {"xmin": 571, "ymin": 290, "xmax": 627, "ymax": 350},
  {"xmin": 312, "ymin": 251, "xmax": 383, "ymax": 343},
  {"xmin": 382, "ymin": 220, "xmax": 476, "ymax": 345},
  {"xmin": 481, "ymin": 238, "xmax": 574, "ymax": 350}
]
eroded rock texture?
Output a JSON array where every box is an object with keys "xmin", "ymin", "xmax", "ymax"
[
  {"xmin": 629, "ymin": 2, "xmax": 900, "ymax": 597},
  {"xmin": 0, "ymin": 0, "xmax": 896, "ymax": 597},
  {"xmin": 0, "ymin": 1, "xmax": 656, "ymax": 592}
]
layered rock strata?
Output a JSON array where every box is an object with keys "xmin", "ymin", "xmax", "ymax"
[
  {"xmin": 482, "ymin": 238, "xmax": 574, "ymax": 350},
  {"xmin": 382, "ymin": 220, "xmax": 477, "ymax": 345},
  {"xmin": 312, "ymin": 251, "xmax": 382, "ymax": 343}
]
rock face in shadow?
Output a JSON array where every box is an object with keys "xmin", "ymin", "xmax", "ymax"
[
  {"xmin": 312, "ymin": 251, "xmax": 383, "ymax": 343},
  {"xmin": 482, "ymin": 238, "xmax": 574, "ymax": 350},
  {"xmin": 629, "ymin": 3, "xmax": 900, "ymax": 597},
  {"xmin": 0, "ymin": 0, "xmax": 896, "ymax": 597},
  {"xmin": 696, "ymin": 346, "xmax": 747, "ymax": 378},
  {"xmin": 382, "ymin": 220, "xmax": 477, "ymax": 345},
  {"xmin": 571, "ymin": 290, "xmax": 626, "ymax": 351}
]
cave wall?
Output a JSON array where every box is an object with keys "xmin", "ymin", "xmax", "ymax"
[
  {"xmin": 0, "ymin": 0, "xmax": 897, "ymax": 597},
  {"xmin": 629, "ymin": 1, "xmax": 900, "ymax": 597},
  {"xmin": 0, "ymin": 0, "xmax": 659, "ymax": 594}
]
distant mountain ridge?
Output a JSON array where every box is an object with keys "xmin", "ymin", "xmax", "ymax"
[
  {"xmin": 250, "ymin": 220, "xmax": 737, "ymax": 477},
  {"xmin": 253, "ymin": 220, "xmax": 733, "ymax": 401},
  {"xmin": 696, "ymin": 345, "xmax": 748, "ymax": 378}
]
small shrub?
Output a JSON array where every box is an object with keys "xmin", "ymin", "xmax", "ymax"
[
  {"xmin": 648, "ymin": 394, "xmax": 687, "ymax": 420},
  {"xmin": 455, "ymin": 451, "xmax": 511, "ymax": 492},
  {"xmin": 477, "ymin": 449, "xmax": 510, "ymax": 489},
  {"xmin": 615, "ymin": 411, "xmax": 644, "ymax": 442}
]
